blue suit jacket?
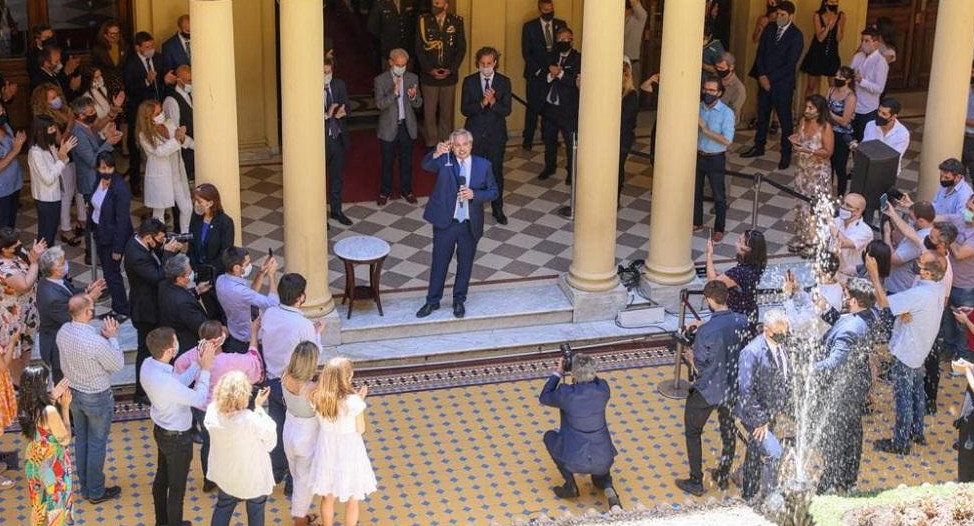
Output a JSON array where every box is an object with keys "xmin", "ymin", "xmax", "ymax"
[
  {"xmin": 815, "ymin": 311, "xmax": 872, "ymax": 404},
  {"xmin": 69, "ymin": 122, "xmax": 114, "ymax": 197},
  {"xmin": 691, "ymin": 309, "xmax": 750, "ymax": 406},
  {"xmin": 93, "ymin": 174, "xmax": 134, "ymax": 255},
  {"xmin": 748, "ymin": 23, "xmax": 804, "ymax": 89},
  {"xmin": 540, "ymin": 374, "xmax": 617, "ymax": 475},
  {"xmin": 461, "ymin": 72, "xmax": 512, "ymax": 145},
  {"xmin": 421, "ymin": 151, "xmax": 498, "ymax": 239},
  {"xmin": 161, "ymin": 33, "xmax": 191, "ymax": 73},
  {"xmin": 736, "ymin": 334, "xmax": 790, "ymax": 429}
]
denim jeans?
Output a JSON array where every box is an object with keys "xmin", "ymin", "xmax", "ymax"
[
  {"xmin": 69, "ymin": 388, "xmax": 114, "ymax": 499},
  {"xmin": 210, "ymin": 489, "xmax": 266, "ymax": 526},
  {"xmin": 943, "ymin": 286, "xmax": 974, "ymax": 361},
  {"xmin": 892, "ymin": 358, "xmax": 926, "ymax": 449}
]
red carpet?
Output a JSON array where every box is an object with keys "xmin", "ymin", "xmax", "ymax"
[
  {"xmin": 342, "ymin": 129, "xmax": 435, "ymax": 203},
  {"xmin": 326, "ymin": 1, "xmax": 379, "ymax": 96}
]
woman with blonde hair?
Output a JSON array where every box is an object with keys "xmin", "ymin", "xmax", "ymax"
[
  {"xmin": 136, "ymin": 99, "xmax": 193, "ymax": 232},
  {"xmin": 283, "ymin": 341, "xmax": 321, "ymax": 526},
  {"xmin": 205, "ymin": 371, "xmax": 276, "ymax": 526},
  {"xmin": 310, "ymin": 357, "xmax": 376, "ymax": 526},
  {"xmin": 31, "ymin": 83, "xmax": 84, "ymax": 246}
]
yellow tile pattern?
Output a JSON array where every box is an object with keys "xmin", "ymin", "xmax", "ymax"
[{"xmin": 0, "ymin": 365, "xmax": 966, "ymax": 525}]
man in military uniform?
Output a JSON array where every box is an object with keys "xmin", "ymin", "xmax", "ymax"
[
  {"xmin": 368, "ymin": 0, "xmax": 416, "ymax": 71},
  {"xmin": 415, "ymin": 0, "xmax": 466, "ymax": 148}
]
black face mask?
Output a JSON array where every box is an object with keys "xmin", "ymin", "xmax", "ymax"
[
  {"xmin": 826, "ymin": 4, "xmax": 839, "ymax": 12},
  {"xmin": 941, "ymin": 178, "xmax": 957, "ymax": 188},
  {"xmin": 431, "ymin": 6, "xmax": 445, "ymax": 15},
  {"xmin": 13, "ymin": 245, "xmax": 27, "ymax": 262},
  {"xmin": 541, "ymin": 12, "xmax": 555, "ymax": 21},
  {"xmin": 701, "ymin": 92, "xmax": 719, "ymax": 105},
  {"xmin": 45, "ymin": 132, "xmax": 57, "ymax": 144},
  {"xmin": 180, "ymin": 32, "xmax": 190, "ymax": 40},
  {"xmin": 99, "ymin": 170, "xmax": 114, "ymax": 181},
  {"xmin": 834, "ymin": 79, "xmax": 847, "ymax": 88},
  {"xmin": 0, "ymin": 114, "xmax": 9, "ymax": 128},
  {"xmin": 555, "ymin": 41, "xmax": 572, "ymax": 53},
  {"xmin": 715, "ymin": 68, "xmax": 731, "ymax": 78},
  {"xmin": 923, "ymin": 236, "xmax": 938, "ymax": 251},
  {"xmin": 82, "ymin": 113, "xmax": 97, "ymax": 125},
  {"xmin": 875, "ymin": 116, "xmax": 890, "ymax": 127}
]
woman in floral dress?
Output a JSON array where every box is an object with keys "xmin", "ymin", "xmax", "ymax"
[
  {"xmin": 0, "ymin": 329, "xmax": 21, "ymax": 490},
  {"xmin": 18, "ymin": 363, "xmax": 74, "ymax": 526},
  {"xmin": 788, "ymin": 94, "xmax": 835, "ymax": 258},
  {"xmin": 0, "ymin": 228, "xmax": 44, "ymax": 384}
]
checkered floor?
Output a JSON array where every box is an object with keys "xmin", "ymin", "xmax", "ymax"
[{"xmin": 14, "ymin": 117, "xmax": 924, "ymax": 292}]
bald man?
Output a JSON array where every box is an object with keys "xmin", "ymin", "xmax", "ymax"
[{"xmin": 831, "ymin": 193, "xmax": 874, "ymax": 278}]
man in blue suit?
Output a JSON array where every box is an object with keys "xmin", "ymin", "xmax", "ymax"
[
  {"xmin": 324, "ymin": 57, "xmax": 353, "ymax": 226},
  {"xmin": 416, "ymin": 129, "xmax": 498, "ymax": 319},
  {"xmin": 740, "ymin": 0, "xmax": 803, "ymax": 170},
  {"xmin": 520, "ymin": 0, "xmax": 565, "ymax": 150},
  {"xmin": 736, "ymin": 309, "xmax": 792, "ymax": 502},
  {"xmin": 161, "ymin": 15, "xmax": 191, "ymax": 73},
  {"xmin": 539, "ymin": 352, "xmax": 622, "ymax": 510}
]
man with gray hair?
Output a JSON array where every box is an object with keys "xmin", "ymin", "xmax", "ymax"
[
  {"xmin": 539, "ymin": 350, "xmax": 622, "ymax": 510},
  {"xmin": 715, "ymin": 51, "xmax": 746, "ymax": 124},
  {"xmin": 156, "ymin": 253, "xmax": 211, "ymax": 354},
  {"xmin": 36, "ymin": 245, "xmax": 105, "ymax": 383},
  {"xmin": 374, "ymin": 47, "xmax": 423, "ymax": 205},
  {"xmin": 736, "ymin": 309, "xmax": 792, "ymax": 502},
  {"xmin": 416, "ymin": 128, "xmax": 498, "ymax": 319}
]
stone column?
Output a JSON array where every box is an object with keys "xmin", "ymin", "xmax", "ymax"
[
  {"xmin": 279, "ymin": 0, "xmax": 337, "ymax": 335},
  {"xmin": 917, "ymin": 2, "xmax": 974, "ymax": 201},
  {"xmin": 641, "ymin": 0, "xmax": 706, "ymax": 291},
  {"xmin": 190, "ymin": 0, "xmax": 242, "ymax": 242},
  {"xmin": 559, "ymin": 0, "xmax": 628, "ymax": 322}
]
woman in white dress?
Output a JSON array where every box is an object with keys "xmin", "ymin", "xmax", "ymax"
[
  {"xmin": 310, "ymin": 357, "xmax": 377, "ymax": 526},
  {"xmin": 283, "ymin": 342, "xmax": 320, "ymax": 526},
  {"xmin": 135, "ymin": 99, "xmax": 193, "ymax": 232}
]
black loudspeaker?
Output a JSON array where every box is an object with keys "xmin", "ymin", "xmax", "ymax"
[{"xmin": 850, "ymin": 140, "xmax": 901, "ymax": 209}]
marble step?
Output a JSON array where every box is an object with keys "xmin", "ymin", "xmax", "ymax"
[{"xmin": 337, "ymin": 283, "xmax": 575, "ymax": 344}]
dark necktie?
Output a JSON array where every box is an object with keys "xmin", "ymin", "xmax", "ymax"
[
  {"xmin": 326, "ymin": 85, "xmax": 340, "ymax": 139},
  {"xmin": 775, "ymin": 25, "xmax": 786, "ymax": 42},
  {"xmin": 484, "ymin": 77, "xmax": 490, "ymax": 93},
  {"xmin": 544, "ymin": 22, "xmax": 553, "ymax": 51}
]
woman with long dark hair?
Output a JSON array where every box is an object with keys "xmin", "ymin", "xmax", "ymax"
[
  {"xmin": 91, "ymin": 151, "xmax": 133, "ymax": 317},
  {"xmin": 18, "ymin": 363, "xmax": 74, "ymax": 525},
  {"xmin": 788, "ymin": 94, "xmax": 835, "ymax": 257},
  {"xmin": 0, "ymin": 227, "xmax": 44, "ymax": 384},
  {"xmin": 28, "ymin": 115, "xmax": 76, "ymax": 248},
  {"xmin": 799, "ymin": 0, "xmax": 845, "ymax": 100},
  {"xmin": 828, "ymin": 66, "xmax": 857, "ymax": 195},
  {"xmin": 706, "ymin": 229, "xmax": 768, "ymax": 332}
]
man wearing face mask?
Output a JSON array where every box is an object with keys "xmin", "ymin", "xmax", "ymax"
[
  {"xmin": 830, "ymin": 193, "xmax": 873, "ymax": 279},
  {"xmin": 415, "ymin": 0, "xmax": 466, "ymax": 148},
  {"xmin": 539, "ymin": 27, "xmax": 581, "ymax": 183},
  {"xmin": 323, "ymin": 57, "xmax": 353, "ymax": 225},
  {"xmin": 157, "ymin": 253, "xmax": 212, "ymax": 356},
  {"xmin": 161, "ymin": 14, "xmax": 191, "ymax": 72},
  {"xmin": 932, "ymin": 158, "xmax": 973, "ymax": 217},
  {"xmin": 883, "ymin": 201, "xmax": 936, "ymax": 294},
  {"xmin": 932, "ymin": 195, "xmax": 974, "ymax": 367},
  {"xmin": 694, "ymin": 75, "xmax": 735, "ymax": 242},
  {"xmin": 374, "ymin": 48, "xmax": 423, "ymax": 205},
  {"xmin": 735, "ymin": 309, "xmax": 792, "ymax": 502},
  {"xmin": 741, "ymin": 1, "xmax": 804, "ymax": 170},
  {"xmin": 859, "ymin": 97, "xmax": 909, "ymax": 176},
  {"xmin": 368, "ymin": 0, "xmax": 416, "ymax": 73},
  {"xmin": 71, "ymin": 96, "xmax": 121, "ymax": 202},
  {"xmin": 31, "ymin": 43, "xmax": 81, "ymax": 100},
  {"xmin": 215, "ymin": 246, "xmax": 280, "ymax": 353},
  {"xmin": 461, "ymin": 47, "xmax": 511, "ymax": 225},
  {"xmin": 716, "ymin": 52, "xmax": 746, "ymax": 125},
  {"xmin": 26, "ymin": 24, "xmax": 54, "ymax": 86},
  {"xmin": 163, "ymin": 65, "xmax": 195, "ymax": 184},
  {"xmin": 521, "ymin": 0, "xmax": 565, "ymax": 151},
  {"xmin": 849, "ymin": 27, "xmax": 889, "ymax": 142},
  {"xmin": 866, "ymin": 250, "xmax": 947, "ymax": 455},
  {"xmin": 125, "ymin": 217, "xmax": 183, "ymax": 405}
]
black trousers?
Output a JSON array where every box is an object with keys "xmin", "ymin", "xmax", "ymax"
[
  {"xmin": 326, "ymin": 135, "xmax": 347, "ymax": 212},
  {"xmin": 963, "ymin": 135, "xmax": 974, "ymax": 180},
  {"xmin": 35, "ymin": 199, "xmax": 60, "ymax": 247},
  {"xmin": 754, "ymin": 86, "xmax": 794, "ymax": 156},
  {"xmin": 831, "ymin": 133, "xmax": 852, "ymax": 195},
  {"xmin": 693, "ymin": 153, "xmax": 727, "ymax": 233},
  {"xmin": 40, "ymin": 342, "xmax": 63, "ymax": 386},
  {"xmin": 683, "ymin": 388, "xmax": 737, "ymax": 483},
  {"xmin": 618, "ymin": 148, "xmax": 631, "ymax": 199},
  {"xmin": 816, "ymin": 397, "xmax": 864, "ymax": 492},
  {"xmin": 426, "ymin": 220, "xmax": 477, "ymax": 305},
  {"xmin": 924, "ymin": 342, "xmax": 942, "ymax": 410},
  {"xmin": 152, "ymin": 425, "xmax": 193, "ymax": 526},
  {"xmin": 266, "ymin": 377, "xmax": 290, "ymax": 483},
  {"xmin": 95, "ymin": 242, "xmax": 130, "ymax": 315},
  {"xmin": 523, "ymin": 77, "xmax": 547, "ymax": 146},
  {"xmin": 133, "ymin": 322, "xmax": 153, "ymax": 400},
  {"xmin": 959, "ymin": 414, "xmax": 974, "ymax": 482},
  {"xmin": 126, "ymin": 111, "xmax": 142, "ymax": 189},
  {"xmin": 473, "ymin": 137, "xmax": 505, "ymax": 214},
  {"xmin": 0, "ymin": 186, "xmax": 19, "ymax": 228},
  {"xmin": 852, "ymin": 110, "xmax": 878, "ymax": 143},
  {"xmin": 541, "ymin": 102, "xmax": 577, "ymax": 179},
  {"xmin": 379, "ymin": 122, "xmax": 414, "ymax": 197}
]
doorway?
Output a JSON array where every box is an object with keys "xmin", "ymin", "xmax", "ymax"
[{"xmin": 866, "ymin": 0, "xmax": 939, "ymax": 91}]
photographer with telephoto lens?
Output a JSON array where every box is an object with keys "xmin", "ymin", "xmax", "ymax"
[{"xmin": 539, "ymin": 346, "xmax": 621, "ymax": 510}]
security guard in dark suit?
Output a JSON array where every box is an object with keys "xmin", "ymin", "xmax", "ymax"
[
  {"xmin": 367, "ymin": 0, "xmax": 416, "ymax": 70},
  {"xmin": 415, "ymin": 0, "xmax": 466, "ymax": 147}
]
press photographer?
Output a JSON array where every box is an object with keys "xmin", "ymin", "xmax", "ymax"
[
  {"xmin": 675, "ymin": 280, "xmax": 749, "ymax": 497},
  {"xmin": 539, "ymin": 346, "xmax": 622, "ymax": 510}
]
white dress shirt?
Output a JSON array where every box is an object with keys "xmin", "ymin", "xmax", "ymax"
[
  {"xmin": 850, "ymin": 49, "xmax": 889, "ymax": 114},
  {"xmin": 57, "ymin": 321, "xmax": 124, "ymax": 394},
  {"xmin": 259, "ymin": 305, "xmax": 321, "ymax": 380},
  {"xmin": 28, "ymin": 145, "xmax": 65, "ymax": 202},
  {"xmin": 141, "ymin": 358, "xmax": 211, "ymax": 432},
  {"xmin": 862, "ymin": 119, "xmax": 910, "ymax": 175},
  {"xmin": 204, "ymin": 403, "xmax": 276, "ymax": 499},
  {"xmin": 623, "ymin": 2, "xmax": 648, "ymax": 61},
  {"xmin": 392, "ymin": 71, "xmax": 405, "ymax": 121},
  {"xmin": 162, "ymin": 87, "xmax": 194, "ymax": 150},
  {"xmin": 888, "ymin": 280, "xmax": 946, "ymax": 369},
  {"xmin": 90, "ymin": 183, "xmax": 108, "ymax": 225},
  {"xmin": 833, "ymin": 216, "xmax": 874, "ymax": 275}
]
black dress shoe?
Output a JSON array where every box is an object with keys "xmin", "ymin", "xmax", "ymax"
[
  {"xmin": 416, "ymin": 302, "xmax": 440, "ymax": 318},
  {"xmin": 604, "ymin": 487, "xmax": 622, "ymax": 509},
  {"xmin": 538, "ymin": 169, "xmax": 554, "ymax": 180},
  {"xmin": 330, "ymin": 211, "xmax": 353, "ymax": 226},
  {"xmin": 739, "ymin": 146, "xmax": 765, "ymax": 158},
  {"xmin": 453, "ymin": 302, "xmax": 465, "ymax": 318},
  {"xmin": 709, "ymin": 468, "xmax": 729, "ymax": 491},
  {"xmin": 493, "ymin": 212, "xmax": 508, "ymax": 225},
  {"xmin": 202, "ymin": 479, "xmax": 217, "ymax": 493},
  {"xmin": 675, "ymin": 478, "xmax": 706, "ymax": 496},
  {"xmin": 552, "ymin": 482, "xmax": 579, "ymax": 499},
  {"xmin": 89, "ymin": 485, "xmax": 121, "ymax": 504},
  {"xmin": 778, "ymin": 154, "xmax": 792, "ymax": 170},
  {"xmin": 873, "ymin": 438, "xmax": 910, "ymax": 455}
]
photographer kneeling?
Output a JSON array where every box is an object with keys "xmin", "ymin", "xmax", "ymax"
[{"xmin": 539, "ymin": 350, "xmax": 622, "ymax": 510}]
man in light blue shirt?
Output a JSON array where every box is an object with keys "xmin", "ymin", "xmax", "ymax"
[
  {"xmin": 694, "ymin": 74, "xmax": 736, "ymax": 242},
  {"xmin": 933, "ymin": 158, "xmax": 973, "ymax": 217},
  {"xmin": 141, "ymin": 326, "xmax": 215, "ymax": 526},
  {"xmin": 215, "ymin": 246, "xmax": 280, "ymax": 351}
]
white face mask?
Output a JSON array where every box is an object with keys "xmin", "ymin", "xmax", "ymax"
[
  {"xmin": 182, "ymin": 83, "xmax": 192, "ymax": 94},
  {"xmin": 61, "ymin": 260, "xmax": 69, "ymax": 276},
  {"xmin": 92, "ymin": 78, "xmax": 105, "ymax": 90},
  {"xmin": 480, "ymin": 66, "xmax": 494, "ymax": 78},
  {"xmin": 392, "ymin": 65, "xmax": 406, "ymax": 77},
  {"xmin": 323, "ymin": 73, "xmax": 333, "ymax": 85},
  {"xmin": 152, "ymin": 112, "xmax": 165, "ymax": 124},
  {"xmin": 241, "ymin": 263, "xmax": 253, "ymax": 278},
  {"xmin": 838, "ymin": 208, "xmax": 852, "ymax": 220},
  {"xmin": 186, "ymin": 271, "xmax": 196, "ymax": 289},
  {"xmin": 193, "ymin": 202, "xmax": 207, "ymax": 215},
  {"xmin": 142, "ymin": 48, "xmax": 155, "ymax": 60}
]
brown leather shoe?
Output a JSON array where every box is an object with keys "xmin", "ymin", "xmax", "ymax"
[
  {"xmin": 377, "ymin": 194, "xmax": 389, "ymax": 206},
  {"xmin": 404, "ymin": 193, "xmax": 418, "ymax": 204}
]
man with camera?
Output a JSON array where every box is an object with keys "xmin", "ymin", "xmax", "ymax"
[
  {"xmin": 539, "ymin": 347, "xmax": 621, "ymax": 510},
  {"xmin": 675, "ymin": 281, "xmax": 749, "ymax": 496}
]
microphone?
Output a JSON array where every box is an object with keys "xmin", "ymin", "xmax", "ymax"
[{"xmin": 458, "ymin": 175, "xmax": 467, "ymax": 204}]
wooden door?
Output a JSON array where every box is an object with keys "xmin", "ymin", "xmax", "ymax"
[
  {"xmin": 866, "ymin": 0, "xmax": 939, "ymax": 91},
  {"xmin": 639, "ymin": 0, "xmax": 662, "ymax": 109},
  {"xmin": 907, "ymin": 0, "xmax": 938, "ymax": 89}
]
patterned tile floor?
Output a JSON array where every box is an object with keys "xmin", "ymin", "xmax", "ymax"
[
  {"xmin": 14, "ymin": 118, "xmax": 925, "ymax": 292},
  {"xmin": 0, "ymin": 360, "xmax": 964, "ymax": 526}
]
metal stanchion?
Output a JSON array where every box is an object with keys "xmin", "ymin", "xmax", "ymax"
[
  {"xmin": 557, "ymin": 132, "xmax": 578, "ymax": 219},
  {"xmin": 656, "ymin": 288, "xmax": 692, "ymax": 399},
  {"xmin": 750, "ymin": 172, "xmax": 762, "ymax": 232}
]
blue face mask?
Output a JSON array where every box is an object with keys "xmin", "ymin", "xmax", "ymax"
[
  {"xmin": 187, "ymin": 271, "xmax": 196, "ymax": 288},
  {"xmin": 964, "ymin": 209, "xmax": 974, "ymax": 224},
  {"xmin": 50, "ymin": 96, "xmax": 63, "ymax": 110}
]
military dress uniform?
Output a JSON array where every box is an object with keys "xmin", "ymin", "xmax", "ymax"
[
  {"xmin": 415, "ymin": 11, "xmax": 466, "ymax": 146},
  {"xmin": 367, "ymin": 0, "xmax": 416, "ymax": 67}
]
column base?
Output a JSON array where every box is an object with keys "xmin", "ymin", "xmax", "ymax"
[
  {"xmin": 558, "ymin": 275, "xmax": 629, "ymax": 323},
  {"xmin": 303, "ymin": 300, "xmax": 341, "ymax": 347},
  {"xmin": 638, "ymin": 273, "xmax": 703, "ymax": 314}
]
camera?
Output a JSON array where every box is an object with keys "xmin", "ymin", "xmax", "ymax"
[
  {"xmin": 560, "ymin": 343, "xmax": 575, "ymax": 373},
  {"xmin": 674, "ymin": 325, "xmax": 698, "ymax": 348},
  {"xmin": 165, "ymin": 232, "xmax": 193, "ymax": 243}
]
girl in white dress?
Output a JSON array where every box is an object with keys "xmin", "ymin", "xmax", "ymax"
[
  {"xmin": 136, "ymin": 99, "xmax": 193, "ymax": 232},
  {"xmin": 310, "ymin": 357, "xmax": 376, "ymax": 526}
]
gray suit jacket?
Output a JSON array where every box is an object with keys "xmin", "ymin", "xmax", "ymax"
[
  {"xmin": 374, "ymin": 70, "xmax": 423, "ymax": 142},
  {"xmin": 36, "ymin": 278, "xmax": 77, "ymax": 371},
  {"xmin": 69, "ymin": 121, "xmax": 114, "ymax": 197}
]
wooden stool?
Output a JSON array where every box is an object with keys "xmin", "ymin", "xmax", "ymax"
[{"xmin": 334, "ymin": 235, "xmax": 391, "ymax": 319}]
